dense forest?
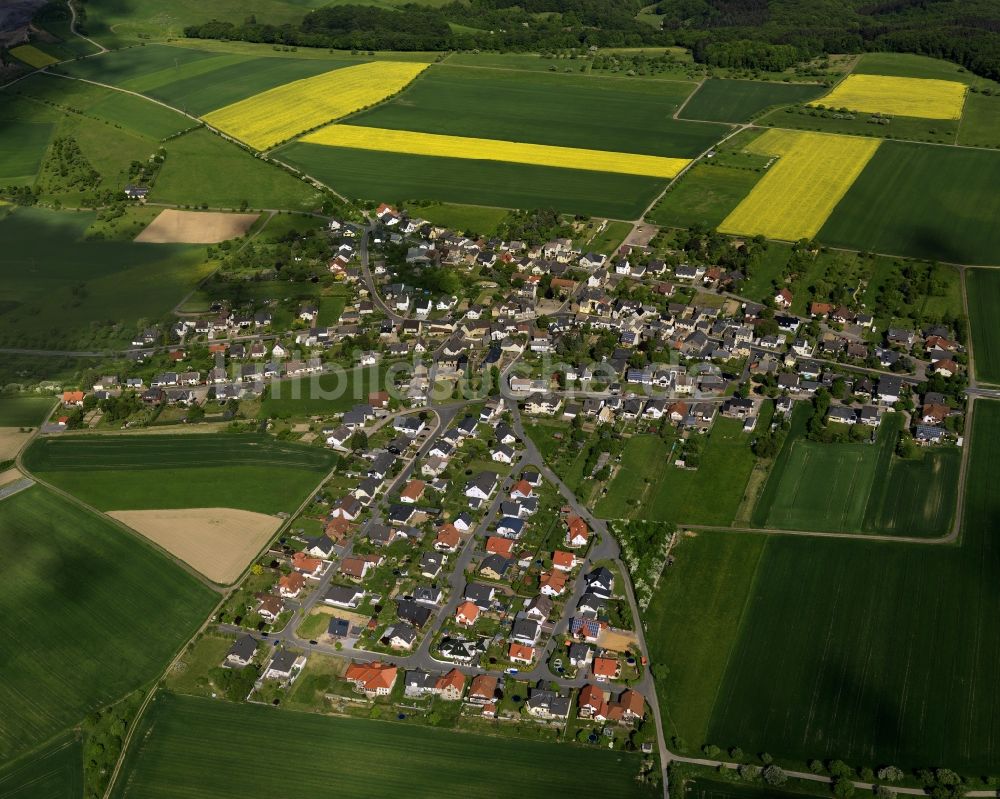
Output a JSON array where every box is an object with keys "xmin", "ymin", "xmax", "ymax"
[{"xmin": 182, "ymin": 0, "xmax": 1000, "ymax": 80}]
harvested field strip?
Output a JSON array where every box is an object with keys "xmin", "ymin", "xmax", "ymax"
[
  {"xmin": 301, "ymin": 125, "xmax": 691, "ymax": 178},
  {"xmin": 134, "ymin": 210, "xmax": 259, "ymax": 244},
  {"xmin": 108, "ymin": 508, "xmax": 280, "ymax": 584},
  {"xmin": 719, "ymin": 129, "xmax": 880, "ymax": 241},
  {"xmin": 203, "ymin": 61, "xmax": 429, "ymax": 150},
  {"xmin": 10, "ymin": 45, "xmax": 59, "ymax": 69},
  {"xmin": 813, "ymin": 73, "xmax": 967, "ymax": 120}
]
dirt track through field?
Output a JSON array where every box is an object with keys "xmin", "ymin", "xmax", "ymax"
[
  {"xmin": 134, "ymin": 209, "xmax": 258, "ymax": 244},
  {"xmin": 108, "ymin": 507, "xmax": 280, "ymax": 584}
]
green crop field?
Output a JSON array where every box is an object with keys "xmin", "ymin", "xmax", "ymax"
[
  {"xmin": 0, "ymin": 486, "xmax": 216, "ymax": 761},
  {"xmin": 957, "ymin": 92, "xmax": 1000, "ymax": 147},
  {"xmin": 0, "ymin": 207, "xmax": 212, "ymax": 350},
  {"xmin": 279, "ymin": 142, "xmax": 663, "ymax": 219},
  {"xmin": 23, "ymin": 433, "xmax": 335, "ymax": 513},
  {"xmin": 752, "ymin": 408, "xmax": 957, "ymax": 536},
  {"xmin": 0, "ymin": 120, "xmax": 55, "ymax": 184},
  {"xmin": 647, "ymin": 400, "xmax": 1000, "ymax": 774},
  {"xmin": 679, "ymin": 79, "xmax": 825, "ymax": 123},
  {"xmin": 444, "ymin": 51, "xmax": 596, "ymax": 73},
  {"xmin": 0, "ymin": 733, "xmax": 83, "ymax": 799},
  {"xmin": 0, "ymin": 395, "xmax": 56, "ymax": 427},
  {"xmin": 853, "ymin": 52, "xmax": 990, "ymax": 86},
  {"xmin": 111, "ymin": 693, "xmax": 655, "ymax": 798},
  {"xmin": 260, "ymin": 362, "xmax": 397, "ymax": 416},
  {"xmin": 647, "ymin": 164, "xmax": 761, "ymax": 228},
  {"xmin": 346, "ymin": 64, "xmax": 725, "ymax": 158},
  {"xmin": 967, "ymin": 268, "xmax": 1000, "ymax": 384},
  {"xmin": 151, "ymin": 128, "xmax": 324, "ymax": 211},
  {"xmin": 596, "ymin": 412, "xmax": 769, "ymax": 525},
  {"xmin": 819, "ymin": 140, "xmax": 1000, "ymax": 264}
]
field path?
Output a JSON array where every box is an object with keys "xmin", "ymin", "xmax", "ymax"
[{"xmin": 65, "ymin": 0, "xmax": 106, "ymax": 55}]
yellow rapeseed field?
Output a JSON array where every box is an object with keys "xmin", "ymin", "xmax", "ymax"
[
  {"xmin": 301, "ymin": 125, "xmax": 691, "ymax": 178},
  {"xmin": 719, "ymin": 129, "xmax": 881, "ymax": 241},
  {"xmin": 203, "ymin": 61, "xmax": 429, "ymax": 150},
  {"xmin": 811, "ymin": 74, "xmax": 967, "ymax": 120},
  {"xmin": 10, "ymin": 45, "xmax": 59, "ymax": 69}
]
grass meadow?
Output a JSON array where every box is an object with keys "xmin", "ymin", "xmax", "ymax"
[
  {"xmin": 966, "ymin": 268, "xmax": 1000, "ymax": 384},
  {"xmin": 0, "ymin": 486, "xmax": 216, "ymax": 761},
  {"xmin": 150, "ymin": 128, "xmax": 324, "ymax": 211},
  {"xmin": 646, "ymin": 400, "xmax": 1000, "ymax": 774},
  {"xmin": 819, "ymin": 140, "xmax": 1000, "ymax": 264},
  {"xmin": 278, "ymin": 142, "xmax": 664, "ymax": 219},
  {"xmin": 0, "ymin": 395, "xmax": 56, "ymax": 427},
  {"xmin": 0, "ymin": 732, "xmax": 82, "ymax": 799},
  {"xmin": 403, "ymin": 201, "xmax": 508, "ymax": 235},
  {"xmin": 346, "ymin": 64, "xmax": 726, "ymax": 159},
  {"xmin": 679, "ymin": 79, "xmax": 825, "ymax": 123},
  {"xmin": 0, "ymin": 207, "xmax": 212, "ymax": 350},
  {"xmin": 260, "ymin": 362, "xmax": 397, "ymax": 416},
  {"xmin": 595, "ymin": 412, "xmax": 769, "ymax": 525},
  {"xmin": 111, "ymin": 693, "xmax": 656, "ymax": 798},
  {"xmin": 752, "ymin": 408, "xmax": 958, "ymax": 536},
  {"xmin": 23, "ymin": 433, "xmax": 334, "ymax": 513}
]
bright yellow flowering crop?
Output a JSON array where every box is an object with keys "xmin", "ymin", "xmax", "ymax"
[
  {"xmin": 300, "ymin": 125, "xmax": 691, "ymax": 178},
  {"xmin": 10, "ymin": 45, "xmax": 58, "ymax": 69},
  {"xmin": 719, "ymin": 129, "xmax": 880, "ymax": 241},
  {"xmin": 203, "ymin": 61, "xmax": 429, "ymax": 150},
  {"xmin": 811, "ymin": 74, "xmax": 967, "ymax": 120}
]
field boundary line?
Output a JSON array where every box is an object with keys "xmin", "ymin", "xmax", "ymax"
[{"xmin": 672, "ymin": 77, "xmax": 705, "ymax": 120}]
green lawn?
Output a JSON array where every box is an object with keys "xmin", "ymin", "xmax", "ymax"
[
  {"xmin": 0, "ymin": 207, "xmax": 212, "ymax": 349},
  {"xmin": 647, "ymin": 164, "xmax": 762, "ymax": 228},
  {"xmin": 260, "ymin": 362, "xmax": 398, "ymax": 416},
  {"xmin": 819, "ymin": 140, "xmax": 1000, "ymax": 265},
  {"xmin": 0, "ymin": 395, "xmax": 56, "ymax": 427},
  {"xmin": 647, "ymin": 399, "xmax": 1000, "ymax": 774},
  {"xmin": 588, "ymin": 220, "xmax": 634, "ymax": 255},
  {"xmin": 738, "ymin": 241, "xmax": 792, "ymax": 304},
  {"xmin": 111, "ymin": 693, "xmax": 656, "ymax": 798},
  {"xmin": 151, "ymin": 128, "xmax": 324, "ymax": 211},
  {"xmin": 346, "ymin": 63, "xmax": 725, "ymax": 158},
  {"xmin": 22, "ymin": 433, "xmax": 335, "ymax": 513},
  {"xmin": 0, "ymin": 486, "xmax": 217, "ymax": 761},
  {"xmin": 278, "ymin": 142, "xmax": 664, "ymax": 219},
  {"xmin": 680, "ymin": 79, "xmax": 824, "ymax": 123},
  {"xmin": 596, "ymin": 412, "xmax": 768, "ymax": 526},
  {"xmin": 752, "ymin": 408, "xmax": 957, "ymax": 536},
  {"xmin": 403, "ymin": 201, "xmax": 508, "ymax": 235},
  {"xmin": 967, "ymin": 268, "xmax": 1000, "ymax": 384},
  {"xmin": 0, "ymin": 732, "xmax": 82, "ymax": 799}
]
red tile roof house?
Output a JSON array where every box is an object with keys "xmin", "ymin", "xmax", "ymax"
[
  {"xmin": 551, "ymin": 550, "xmax": 579, "ymax": 572},
  {"xmin": 508, "ymin": 643, "xmax": 535, "ymax": 664},
  {"xmin": 292, "ymin": 552, "xmax": 326, "ymax": 579},
  {"xmin": 577, "ymin": 684, "xmax": 609, "ymax": 721},
  {"xmin": 774, "ymin": 288, "xmax": 793, "ymax": 309},
  {"xmin": 324, "ymin": 516, "xmax": 352, "ymax": 543},
  {"xmin": 591, "ymin": 655, "xmax": 619, "ymax": 683},
  {"xmin": 565, "ymin": 515, "xmax": 590, "ymax": 548},
  {"xmin": 345, "ymin": 660, "xmax": 398, "ymax": 697},
  {"xmin": 485, "ymin": 536, "xmax": 514, "ymax": 558},
  {"xmin": 469, "ymin": 674, "xmax": 498, "ymax": 705},
  {"xmin": 61, "ymin": 390, "xmax": 85, "ymax": 407},
  {"xmin": 434, "ymin": 524, "xmax": 461, "ymax": 553},
  {"xmin": 607, "ymin": 689, "xmax": 646, "ymax": 724},
  {"xmin": 255, "ymin": 593, "xmax": 284, "ymax": 622},
  {"xmin": 510, "ymin": 479, "xmax": 534, "ymax": 499},
  {"xmin": 539, "ymin": 570, "xmax": 567, "ymax": 597},
  {"xmin": 455, "ymin": 600, "xmax": 480, "ymax": 627},
  {"xmin": 434, "ymin": 668, "xmax": 466, "ymax": 701},
  {"xmin": 399, "ymin": 479, "xmax": 426, "ymax": 504},
  {"xmin": 278, "ymin": 571, "xmax": 305, "ymax": 598}
]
